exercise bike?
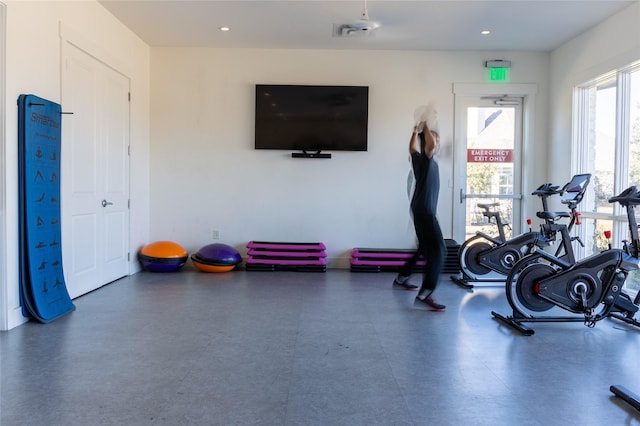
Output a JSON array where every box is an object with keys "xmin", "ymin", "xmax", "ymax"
[
  {"xmin": 451, "ymin": 173, "xmax": 591, "ymax": 289},
  {"xmin": 525, "ymin": 173, "xmax": 591, "ymax": 266},
  {"xmin": 492, "ymin": 185, "xmax": 640, "ymax": 335}
]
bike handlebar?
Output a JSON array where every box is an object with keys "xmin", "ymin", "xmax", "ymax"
[
  {"xmin": 531, "ymin": 183, "xmax": 562, "ymax": 197},
  {"xmin": 609, "ymin": 186, "xmax": 640, "ymax": 205}
]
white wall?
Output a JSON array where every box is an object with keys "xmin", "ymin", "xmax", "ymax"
[
  {"xmin": 1, "ymin": 1, "xmax": 150, "ymax": 330},
  {"xmin": 151, "ymin": 48, "xmax": 549, "ymax": 267},
  {"xmin": 13, "ymin": 0, "xmax": 625, "ymax": 329},
  {"xmin": 548, "ymin": 1, "xmax": 640, "ymax": 187}
]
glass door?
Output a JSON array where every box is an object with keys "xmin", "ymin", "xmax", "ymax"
[{"xmin": 453, "ymin": 96, "xmax": 524, "ymax": 243}]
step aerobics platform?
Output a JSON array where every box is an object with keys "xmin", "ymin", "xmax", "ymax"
[
  {"xmin": 245, "ymin": 241, "xmax": 327, "ymax": 272},
  {"xmin": 350, "ymin": 240, "xmax": 460, "ymax": 273}
]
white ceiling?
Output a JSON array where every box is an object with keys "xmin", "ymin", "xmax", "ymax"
[{"xmin": 98, "ymin": 0, "xmax": 635, "ymax": 52}]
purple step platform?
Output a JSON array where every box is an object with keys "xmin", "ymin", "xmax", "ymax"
[
  {"xmin": 245, "ymin": 263, "xmax": 327, "ymax": 272},
  {"xmin": 246, "ymin": 241, "xmax": 327, "ymax": 272},
  {"xmin": 350, "ymin": 258, "xmax": 426, "ymax": 267},
  {"xmin": 351, "ymin": 249, "xmax": 415, "ymax": 259},
  {"xmin": 247, "ymin": 241, "xmax": 326, "ymax": 251},
  {"xmin": 350, "ymin": 248, "xmax": 422, "ymax": 272},
  {"xmin": 350, "ymin": 241, "xmax": 460, "ymax": 273},
  {"xmin": 247, "ymin": 256, "xmax": 326, "ymax": 266},
  {"xmin": 247, "ymin": 248, "xmax": 326, "ymax": 258}
]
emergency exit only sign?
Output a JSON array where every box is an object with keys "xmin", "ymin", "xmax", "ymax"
[{"xmin": 467, "ymin": 149, "xmax": 513, "ymax": 163}]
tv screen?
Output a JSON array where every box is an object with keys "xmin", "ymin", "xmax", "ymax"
[{"xmin": 254, "ymin": 84, "xmax": 369, "ymax": 152}]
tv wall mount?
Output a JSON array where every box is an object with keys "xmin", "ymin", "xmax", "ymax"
[{"xmin": 291, "ymin": 150, "xmax": 332, "ymax": 159}]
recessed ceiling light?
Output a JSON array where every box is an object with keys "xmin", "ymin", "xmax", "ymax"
[
  {"xmin": 481, "ymin": 30, "xmax": 491, "ymax": 35},
  {"xmin": 219, "ymin": 26, "xmax": 230, "ymax": 32}
]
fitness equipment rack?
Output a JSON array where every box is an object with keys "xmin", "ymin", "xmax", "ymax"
[{"xmin": 245, "ymin": 241, "xmax": 327, "ymax": 272}]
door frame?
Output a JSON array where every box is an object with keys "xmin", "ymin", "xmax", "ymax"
[
  {"xmin": 0, "ymin": 2, "xmax": 7, "ymax": 330},
  {"xmin": 451, "ymin": 83, "xmax": 538, "ymax": 242}
]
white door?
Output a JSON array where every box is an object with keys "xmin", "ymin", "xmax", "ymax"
[
  {"xmin": 61, "ymin": 42, "xmax": 130, "ymax": 299},
  {"xmin": 452, "ymin": 95, "xmax": 524, "ymax": 243}
]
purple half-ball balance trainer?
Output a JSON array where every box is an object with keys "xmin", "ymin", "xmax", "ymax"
[{"xmin": 191, "ymin": 243, "xmax": 242, "ymax": 272}]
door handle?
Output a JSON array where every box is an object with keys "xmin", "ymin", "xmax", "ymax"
[
  {"xmin": 101, "ymin": 199, "xmax": 113, "ymax": 208},
  {"xmin": 459, "ymin": 190, "xmax": 523, "ymax": 203}
]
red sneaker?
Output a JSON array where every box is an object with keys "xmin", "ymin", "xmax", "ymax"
[
  {"xmin": 415, "ymin": 295, "xmax": 446, "ymax": 311},
  {"xmin": 393, "ymin": 278, "xmax": 418, "ymax": 290}
]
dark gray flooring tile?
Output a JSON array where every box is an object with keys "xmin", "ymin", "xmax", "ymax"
[{"xmin": 3, "ymin": 270, "xmax": 640, "ymax": 425}]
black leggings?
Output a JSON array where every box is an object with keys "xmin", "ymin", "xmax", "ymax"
[{"xmin": 398, "ymin": 214, "xmax": 446, "ymax": 295}]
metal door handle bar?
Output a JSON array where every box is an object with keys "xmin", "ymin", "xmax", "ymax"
[
  {"xmin": 101, "ymin": 200, "xmax": 113, "ymax": 207},
  {"xmin": 460, "ymin": 189, "xmax": 522, "ymax": 204}
]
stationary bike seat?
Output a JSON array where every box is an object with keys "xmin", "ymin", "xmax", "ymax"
[
  {"xmin": 536, "ymin": 211, "xmax": 571, "ymax": 221},
  {"xmin": 477, "ymin": 202, "xmax": 500, "ymax": 210}
]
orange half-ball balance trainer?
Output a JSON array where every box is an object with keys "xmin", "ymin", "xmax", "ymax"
[{"xmin": 139, "ymin": 241, "xmax": 188, "ymax": 272}]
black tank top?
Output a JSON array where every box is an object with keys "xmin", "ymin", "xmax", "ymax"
[{"xmin": 410, "ymin": 151, "xmax": 439, "ymax": 215}]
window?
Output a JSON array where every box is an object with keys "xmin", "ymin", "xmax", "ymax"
[
  {"xmin": 629, "ymin": 71, "xmax": 640, "ymax": 186},
  {"xmin": 573, "ymin": 62, "xmax": 640, "ymax": 293}
]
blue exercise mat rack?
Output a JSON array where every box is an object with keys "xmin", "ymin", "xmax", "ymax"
[{"xmin": 18, "ymin": 94, "xmax": 75, "ymax": 323}]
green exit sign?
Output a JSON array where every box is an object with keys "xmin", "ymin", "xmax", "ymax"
[{"xmin": 489, "ymin": 67, "xmax": 509, "ymax": 82}]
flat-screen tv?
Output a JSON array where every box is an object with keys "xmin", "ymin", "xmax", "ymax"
[{"xmin": 254, "ymin": 84, "xmax": 369, "ymax": 152}]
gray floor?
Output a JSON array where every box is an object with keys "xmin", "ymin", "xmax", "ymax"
[{"xmin": 2, "ymin": 268, "xmax": 640, "ymax": 425}]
